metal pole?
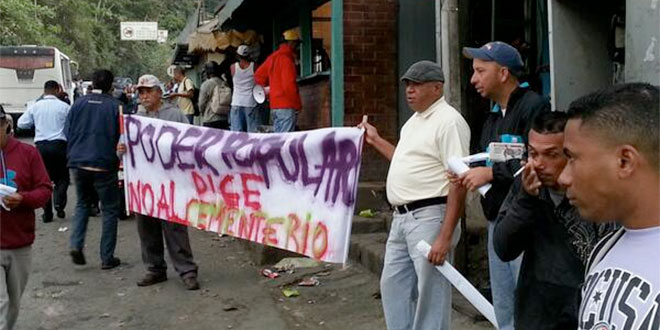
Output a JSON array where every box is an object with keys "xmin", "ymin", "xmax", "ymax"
[{"xmin": 331, "ymin": 0, "xmax": 345, "ymax": 127}]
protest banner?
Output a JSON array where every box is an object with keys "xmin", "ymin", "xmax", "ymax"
[{"xmin": 122, "ymin": 115, "xmax": 364, "ymax": 263}]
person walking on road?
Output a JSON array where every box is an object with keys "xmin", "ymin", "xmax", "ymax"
[
  {"xmin": 64, "ymin": 69, "xmax": 122, "ymax": 270},
  {"xmin": 17, "ymin": 80, "xmax": 70, "ymax": 223},
  {"xmin": 0, "ymin": 105, "xmax": 52, "ymax": 330},
  {"xmin": 117, "ymin": 74, "xmax": 200, "ymax": 291}
]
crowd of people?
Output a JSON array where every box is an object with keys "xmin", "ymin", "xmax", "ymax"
[
  {"xmin": 0, "ymin": 32, "xmax": 657, "ymax": 330},
  {"xmin": 359, "ymin": 41, "xmax": 658, "ymax": 330}
]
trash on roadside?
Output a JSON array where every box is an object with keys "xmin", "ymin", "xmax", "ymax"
[
  {"xmin": 315, "ymin": 271, "xmax": 331, "ymax": 277},
  {"xmin": 222, "ymin": 304, "xmax": 238, "ymax": 312},
  {"xmin": 298, "ymin": 276, "xmax": 320, "ymax": 287},
  {"xmin": 281, "ymin": 288, "xmax": 300, "ymax": 297},
  {"xmin": 307, "ymin": 300, "xmax": 315, "ymax": 304},
  {"xmin": 58, "ymin": 226, "xmax": 68, "ymax": 232},
  {"xmin": 358, "ymin": 209, "xmax": 375, "ymax": 217},
  {"xmin": 261, "ymin": 268, "xmax": 279, "ymax": 279},
  {"xmin": 273, "ymin": 257, "xmax": 321, "ymax": 272}
]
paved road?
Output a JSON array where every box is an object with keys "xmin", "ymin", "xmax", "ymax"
[{"xmin": 13, "ymin": 136, "xmax": 493, "ymax": 330}]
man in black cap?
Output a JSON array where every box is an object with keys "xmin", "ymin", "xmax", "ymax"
[
  {"xmin": 359, "ymin": 60, "xmax": 470, "ymax": 330},
  {"xmin": 457, "ymin": 41, "xmax": 549, "ymax": 330}
]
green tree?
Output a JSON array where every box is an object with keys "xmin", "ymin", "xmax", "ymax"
[{"xmin": 2, "ymin": 0, "xmax": 198, "ymax": 79}]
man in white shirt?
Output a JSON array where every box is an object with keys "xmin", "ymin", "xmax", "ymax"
[
  {"xmin": 359, "ymin": 61, "xmax": 470, "ymax": 330},
  {"xmin": 558, "ymin": 83, "xmax": 659, "ymax": 330},
  {"xmin": 17, "ymin": 80, "xmax": 70, "ymax": 222}
]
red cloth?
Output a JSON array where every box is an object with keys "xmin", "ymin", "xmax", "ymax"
[
  {"xmin": 0, "ymin": 138, "xmax": 52, "ymax": 249},
  {"xmin": 254, "ymin": 43, "xmax": 302, "ymax": 111}
]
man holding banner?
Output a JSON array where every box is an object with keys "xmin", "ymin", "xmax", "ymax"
[
  {"xmin": 359, "ymin": 60, "xmax": 470, "ymax": 330},
  {"xmin": 118, "ymin": 74, "xmax": 200, "ymax": 290}
]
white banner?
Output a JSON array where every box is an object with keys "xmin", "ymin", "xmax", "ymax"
[{"xmin": 123, "ymin": 116, "xmax": 364, "ymax": 263}]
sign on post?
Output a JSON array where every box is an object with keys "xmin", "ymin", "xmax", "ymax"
[
  {"xmin": 120, "ymin": 22, "xmax": 158, "ymax": 41},
  {"xmin": 122, "ymin": 116, "xmax": 365, "ymax": 264}
]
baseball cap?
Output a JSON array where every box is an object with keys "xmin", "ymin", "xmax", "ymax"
[
  {"xmin": 237, "ymin": 45, "xmax": 249, "ymax": 57},
  {"xmin": 462, "ymin": 41, "xmax": 524, "ymax": 76},
  {"xmin": 136, "ymin": 74, "xmax": 162, "ymax": 91},
  {"xmin": 400, "ymin": 60, "xmax": 445, "ymax": 83}
]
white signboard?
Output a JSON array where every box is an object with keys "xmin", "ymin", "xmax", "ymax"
[
  {"xmin": 120, "ymin": 22, "xmax": 158, "ymax": 41},
  {"xmin": 122, "ymin": 116, "xmax": 365, "ymax": 263}
]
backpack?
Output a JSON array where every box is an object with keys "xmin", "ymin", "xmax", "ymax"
[{"xmin": 209, "ymin": 78, "xmax": 232, "ymax": 115}]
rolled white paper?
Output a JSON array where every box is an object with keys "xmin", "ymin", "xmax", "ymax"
[
  {"xmin": 0, "ymin": 183, "xmax": 18, "ymax": 211},
  {"xmin": 416, "ymin": 240, "xmax": 499, "ymax": 329},
  {"xmin": 448, "ymin": 156, "xmax": 491, "ymax": 196},
  {"xmin": 461, "ymin": 152, "xmax": 490, "ymax": 164}
]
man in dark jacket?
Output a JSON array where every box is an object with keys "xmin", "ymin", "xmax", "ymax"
[
  {"xmin": 64, "ymin": 69, "xmax": 122, "ymax": 270},
  {"xmin": 493, "ymin": 111, "xmax": 617, "ymax": 329},
  {"xmin": 459, "ymin": 41, "xmax": 549, "ymax": 330},
  {"xmin": 0, "ymin": 105, "xmax": 52, "ymax": 329}
]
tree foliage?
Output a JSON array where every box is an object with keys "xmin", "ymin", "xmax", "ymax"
[{"xmin": 1, "ymin": 0, "xmax": 197, "ymax": 79}]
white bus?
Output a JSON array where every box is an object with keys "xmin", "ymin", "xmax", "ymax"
[{"xmin": 0, "ymin": 46, "xmax": 77, "ymax": 121}]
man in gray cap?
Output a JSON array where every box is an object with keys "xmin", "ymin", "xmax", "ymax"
[
  {"xmin": 359, "ymin": 60, "xmax": 470, "ymax": 330},
  {"xmin": 457, "ymin": 41, "xmax": 549, "ymax": 330},
  {"xmin": 117, "ymin": 74, "xmax": 200, "ymax": 290}
]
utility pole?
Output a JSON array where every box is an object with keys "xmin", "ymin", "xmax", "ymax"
[{"xmin": 438, "ymin": 0, "xmax": 461, "ymax": 113}]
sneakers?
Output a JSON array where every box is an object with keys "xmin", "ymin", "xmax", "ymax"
[
  {"xmin": 42, "ymin": 214, "xmax": 53, "ymax": 223},
  {"xmin": 137, "ymin": 272, "xmax": 168, "ymax": 287},
  {"xmin": 182, "ymin": 276, "xmax": 200, "ymax": 291},
  {"xmin": 70, "ymin": 250, "xmax": 86, "ymax": 265},
  {"xmin": 101, "ymin": 257, "xmax": 121, "ymax": 270},
  {"xmin": 56, "ymin": 208, "xmax": 65, "ymax": 219}
]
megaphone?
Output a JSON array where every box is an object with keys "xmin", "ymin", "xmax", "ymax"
[{"xmin": 252, "ymin": 85, "xmax": 270, "ymax": 104}]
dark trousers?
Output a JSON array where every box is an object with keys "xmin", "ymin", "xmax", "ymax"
[
  {"xmin": 136, "ymin": 215, "xmax": 197, "ymax": 278},
  {"xmin": 35, "ymin": 140, "xmax": 69, "ymax": 218},
  {"xmin": 70, "ymin": 168, "xmax": 119, "ymax": 263}
]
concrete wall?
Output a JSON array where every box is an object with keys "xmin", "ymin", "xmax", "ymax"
[
  {"xmin": 548, "ymin": 0, "xmax": 614, "ymax": 111},
  {"xmin": 625, "ymin": 0, "xmax": 660, "ymax": 84}
]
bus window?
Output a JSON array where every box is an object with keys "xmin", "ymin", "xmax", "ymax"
[{"xmin": 61, "ymin": 56, "xmax": 72, "ymax": 89}]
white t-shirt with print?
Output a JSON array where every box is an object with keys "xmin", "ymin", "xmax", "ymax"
[{"xmin": 578, "ymin": 226, "xmax": 660, "ymax": 330}]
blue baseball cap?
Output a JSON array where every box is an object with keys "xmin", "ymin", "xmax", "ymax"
[{"xmin": 463, "ymin": 41, "xmax": 524, "ymax": 77}]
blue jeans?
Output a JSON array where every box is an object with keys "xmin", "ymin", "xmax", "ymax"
[
  {"xmin": 230, "ymin": 105, "xmax": 261, "ymax": 132},
  {"xmin": 271, "ymin": 109, "xmax": 297, "ymax": 133},
  {"xmin": 487, "ymin": 221, "xmax": 522, "ymax": 330},
  {"xmin": 380, "ymin": 204, "xmax": 461, "ymax": 330},
  {"xmin": 70, "ymin": 168, "xmax": 120, "ymax": 264}
]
